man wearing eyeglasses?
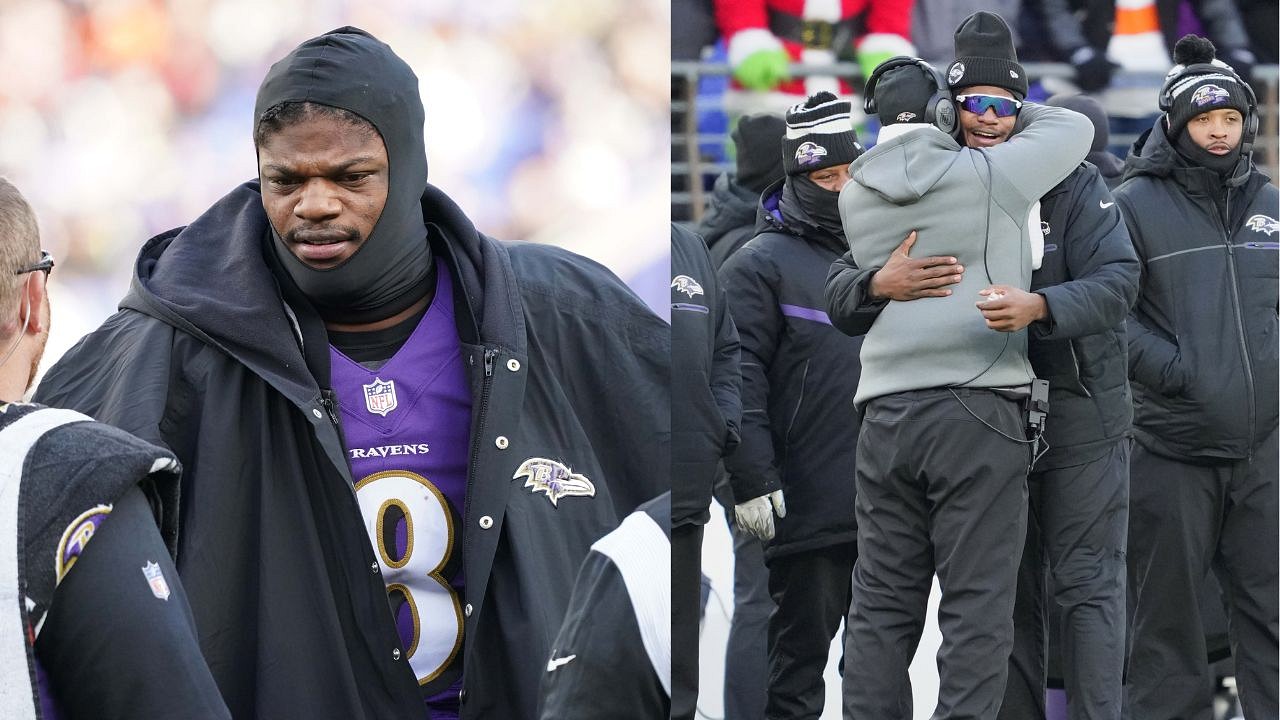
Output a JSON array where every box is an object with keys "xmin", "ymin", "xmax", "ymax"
[
  {"xmin": 0, "ymin": 178, "xmax": 230, "ymax": 719},
  {"xmin": 826, "ymin": 11, "xmax": 1141, "ymax": 720},
  {"xmin": 949, "ymin": 18, "xmax": 1141, "ymax": 720}
]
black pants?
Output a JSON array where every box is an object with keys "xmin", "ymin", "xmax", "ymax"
[
  {"xmin": 672, "ymin": 523, "xmax": 704, "ymax": 720},
  {"xmin": 764, "ymin": 542, "xmax": 855, "ymax": 720},
  {"xmin": 1000, "ymin": 440, "xmax": 1130, "ymax": 720},
  {"xmin": 714, "ymin": 478, "xmax": 774, "ymax": 720},
  {"xmin": 843, "ymin": 388, "xmax": 1030, "ymax": 720},
  {"xmin": 1124, "ymin": 428, "xmax": 1279, "ymax": 720}
]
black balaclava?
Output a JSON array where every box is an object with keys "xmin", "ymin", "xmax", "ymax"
[
  {"xmin": 255, "ymin": 27, "xmax": 433, "ymax": 325},
  {"xmin": 782, "ymin": 176, "xmax": 846, "ymax": 243},
  {"xmin": 1173, "ymin": 128, "xmax": 1243, "ymax": 176}
]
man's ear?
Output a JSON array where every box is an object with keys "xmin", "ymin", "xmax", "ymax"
[{"xmin": 20, "ymin": 271, "xmax": 45, "ymax": 334}]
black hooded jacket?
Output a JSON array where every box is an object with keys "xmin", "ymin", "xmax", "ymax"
[
  {"xmin": 1114, "ymin": 119, "xmax": 1278, "ymax": 461},
  {"xmin": 696, "ymin": 172, "xmax": 761, "ymax": 269},
  {"xmin": 34, "ymin": 181, "xmax": 670, "ymax": 719},
  {"xmin": 719, "ymin": 179, "xmax": 862, "ymax": 560}
]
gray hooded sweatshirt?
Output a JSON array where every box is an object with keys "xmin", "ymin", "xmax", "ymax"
[{"xmin": 840, "ymin": 103, "xmax": 1092, "ymax": 405}]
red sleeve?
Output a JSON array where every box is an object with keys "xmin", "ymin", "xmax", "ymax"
[
  {"xmin": 714, "ymin": 0, "xmax": 770, "ymax": 38},
  {"xmin": 858, "ymin": 0, "xmax": 914, "ymax": 39}
]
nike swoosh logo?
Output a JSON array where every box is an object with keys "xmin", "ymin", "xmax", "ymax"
[
  {"xmin": 1100, "ymin": 201, "xmax": 1115, "ymax": 209},
  {"xmin": 547, "ymin": 654, "xmax": 577, "ymax": 671}
]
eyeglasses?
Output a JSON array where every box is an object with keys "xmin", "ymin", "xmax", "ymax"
[
  {"xmin": 14, "ymin": 251, "xmax": 54, "ymax": 278},
  {"xmin": 955, "ymin": 94, "xmax": 1023, "ymax": 118}
]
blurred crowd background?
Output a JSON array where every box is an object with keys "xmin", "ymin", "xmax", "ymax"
[{"xmin": 0, "ymin": 0, "xmax": 670, "ymax": 384}]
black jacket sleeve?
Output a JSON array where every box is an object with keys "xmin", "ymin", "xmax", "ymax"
[
  {"xmin": 1115, "ymin": 192, "xmax": 1188, "ymax": 396},
  {"xmin": 537, "ymin": 551, "xmax": 667, "ymax": 719},
  {"xmin": 36, "ymin": 486, "xmax": 231, "ymax": 720},
  {"xmin": 824, "ymin": 251, "xmax": 885, "ymax": 338},
  {"xmin": 718, "ymin": 245, "xmax": 784, "ymax": 504},
  {"xmin": 1033, "ymin": 170, "xmax": 1140, "ymax": 341},
  {"xmin": 711, "ymin": 274, "xmax": 743, "ymax": 449}
]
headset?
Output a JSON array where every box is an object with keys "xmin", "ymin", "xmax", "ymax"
[
  {"xmin": 863, "ymin": 56, "xmax": 957, "ymax": 136},
  {"xmin": 1159, "ymin": 61, "xmax": 1258, "ymax": 157}
]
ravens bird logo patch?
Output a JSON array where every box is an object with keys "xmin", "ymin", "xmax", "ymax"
[
  {"xmin": 513, "ymin": 458, "xmax": 596, "ymax": 507},
  {"xmin": 670, "ymin": 275, "xmax": 704, "ymax": 298},
  {"xmin": 1245, "ymin": 214, "xmax": 1279, "ymax": 236}
]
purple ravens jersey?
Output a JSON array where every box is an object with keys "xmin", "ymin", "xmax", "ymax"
[{"xmin": 330, "ymin": 262, "xmax": 471, "ymax": 718}]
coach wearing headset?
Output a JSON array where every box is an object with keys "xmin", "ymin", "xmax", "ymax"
[
  {"xmin": 826, "ymin": 19, "xmax": 1093, "ymax": 716},
  {"xmin": 1114, "ymin": 34, "xmax": 1278, "ymax": 720},
  {"xmin": 827, "ymin": 13, "xmax": 1142, "ymax": 718}
]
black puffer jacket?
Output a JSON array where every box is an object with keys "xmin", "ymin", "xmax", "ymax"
[
  {"xmin": 697, "ymin": 173, "xmax": 762, "ymax": 269},
  {"xmin": 719, "ymin": 179, "xmax": 862, "ymax": 560},
  {"xmin": 1114, "ymin": 120, "xmax": 1279, "ymax": 461},
  {"xmin": 1028, "ymin": 161, "xmax": 1140, "ymax": 469}
]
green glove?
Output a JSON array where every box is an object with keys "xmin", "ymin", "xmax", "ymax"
[
  {"xmin": 857, "ymin": 49, "xmax": 896, "ymax": 82},
  {"xmin": 734, "ymin": 48, "xmax": 790, "ymax": 91}
]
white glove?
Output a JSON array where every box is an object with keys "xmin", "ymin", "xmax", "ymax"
[{"xmin": 734, "ymin": 489, "xmax": 787, "ymax": 541}]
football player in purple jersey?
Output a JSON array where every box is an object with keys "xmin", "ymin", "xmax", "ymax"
[{"xmin": 36, "ymin": 27, "xmax": 668, "ymax": 720}]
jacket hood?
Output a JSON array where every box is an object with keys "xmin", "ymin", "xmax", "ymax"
[
  {"xmin": 848, "ymin": 126, "xmax": 960, "ymax": 205},
  {"xmin": 1122, "ymin": 117, "xmax": 1253, "ymax": 190},
  {"xmin": 122, "ymin": 180, "xmax": 523, "ymax": 401},
  {"xmin": 699, "ymin": 173, "xmax": 759, "ymax": 249},
  {"xmin": 1087, "ymin": 150, "xmax": 1125, "ymax": 180}
]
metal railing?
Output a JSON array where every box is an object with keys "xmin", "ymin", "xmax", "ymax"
[{"xmin": 673, "ymin": 61, "xmax": 1280, "ymax": 223}]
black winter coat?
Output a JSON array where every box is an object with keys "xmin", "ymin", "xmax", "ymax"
[
  {"xmin": 1114, "ymin": 122, "xmax": 1278, "ymax": 461},
  {"xmin": 1028, "ymin": 162, "xmax": 1140, "ymax": 469},
  {"xmin": 34, "ymin": 181, "xmax": 670, "ymax": 720},
  {"xmin": 720, "ymin": 181, "xmax": 862, "ymax": 560},
  {"xmin": 671, "ymin": 224, "xmax": 741, "ymax": 527}
]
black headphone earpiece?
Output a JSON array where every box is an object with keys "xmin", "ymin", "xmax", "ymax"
[
  {"xmin": 864, "ymin": 56, "xmax": 957, "ymax": 136},
  {"xmin": 1159, "ymin": 61, "xmax": 1258, "ymax": 156}
]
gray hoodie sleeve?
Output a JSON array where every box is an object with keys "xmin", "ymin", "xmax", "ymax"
[{"xmin": 981, "ymin": 103, "xmax": 1093, "ymax": 208}]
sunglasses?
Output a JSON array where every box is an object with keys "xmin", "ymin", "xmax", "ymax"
[
  {"xmin": 955, "ymin": 94, "xmax": 1023, "ymax": 118},
  {"xmin": 14, "ymin": 250, "xmax": 54, "ymax": 278}
]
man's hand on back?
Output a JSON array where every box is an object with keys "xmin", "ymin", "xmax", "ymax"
[{"xmin": 868, "ymin": 231, "xmax": 963, "ymax": 301}]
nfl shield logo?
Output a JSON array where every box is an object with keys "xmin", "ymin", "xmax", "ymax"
[
  {"xmin": 363, "ymin": 378, "xmax": 398, "ymax": 417},
  {"xmin": 142, "ymin": 561, "xmax": 170, "ymax": 601}
]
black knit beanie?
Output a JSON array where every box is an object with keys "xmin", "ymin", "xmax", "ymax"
[
  {"xmin": 1163, "ymin": 35, "xmax": 1253, "ymax": 141},
  {"xmin": 782, "ymin": 91, "xmax": 862, "ymax": 176},
  {"xmin": 947, "ymin": 11, "xmax": 1028, "ymax": 100},
  {"xmin": 732, "ymin": 113, "xmax": 786, "ymax": 193},
  {"xmin": 873, "ymin": 62, "xmax": 938, "ymax": 126}
]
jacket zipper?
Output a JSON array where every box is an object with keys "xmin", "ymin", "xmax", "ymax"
[
  {"xmin": 321, "ymin": 389, "xmax": 340, "ymax": 426},
  {"xmin": 1219, "ymin": 190, "xmax": 1256, "ymax": 462},
  {"xmin": 783, "ymin": 360, "xmax": 810, "ymax": 451},
  {"xmin": 462, "ymin": 348, "xmax": 497, "ymax": 619},
  {"xmin": 1067, "ymin": 341, "xmax": 1092, "ymax": 398}
]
